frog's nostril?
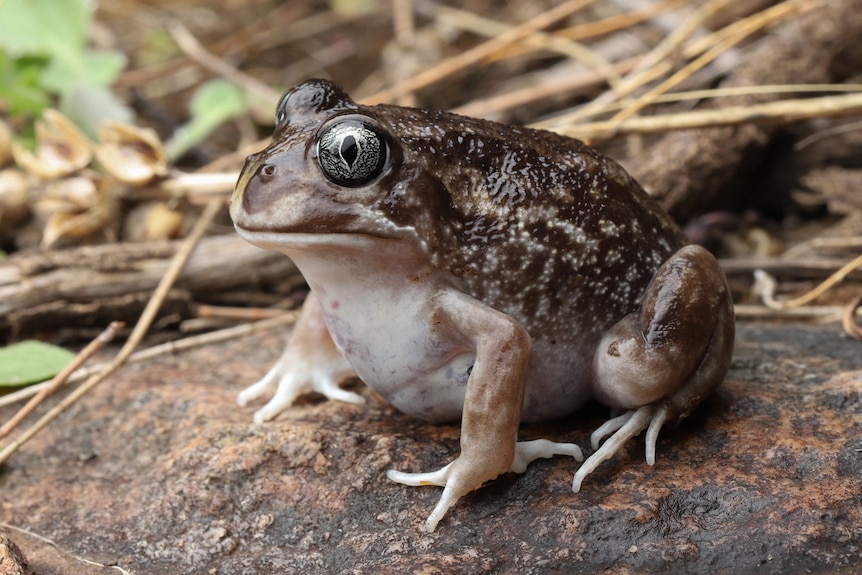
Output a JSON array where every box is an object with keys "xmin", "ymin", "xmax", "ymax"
[{"xmin": 261, "ymin": 163, "xmax": 277, "ymax": 178}]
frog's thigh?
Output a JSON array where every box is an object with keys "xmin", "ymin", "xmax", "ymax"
[
  {"xmin": 593, "ymin": 244, "xmax": 732, "ymax": 408},
  {"xmin": 237, "ymin": 293, "xmax": 361, "ymax": 424},
  {"xmin": 575, "ymin": 245, "xmax": 734, "ymax": 491}
]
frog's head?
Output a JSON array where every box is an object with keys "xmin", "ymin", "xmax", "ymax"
[{"xmin": 231, "ymin": 79, "xmax": 432, "ymax": 253}]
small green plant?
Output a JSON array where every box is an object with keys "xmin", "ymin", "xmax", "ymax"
[
  {"xmin": 0, "ymin": 340, "xmax": 74, "ymax": 387},
  {"xmin": 0, "ymin": 0, "xmax": 132, "ymax": 137},
  {"xmin": 165, "ymin": 78, "xmax": 247, "ymax": 162}
]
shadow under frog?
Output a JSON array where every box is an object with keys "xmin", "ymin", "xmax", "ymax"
[{"xmin": 230, "ymin": 79, "xmax": 735, "ymax": 532}]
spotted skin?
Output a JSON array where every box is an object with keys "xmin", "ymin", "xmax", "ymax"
[{"xmin": 231, "ymin": 79, "xmax": 734, "ymax": 531}]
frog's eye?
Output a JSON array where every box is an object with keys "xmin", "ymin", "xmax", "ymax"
[{"xmin": 317, "ymin": 119, "xmax": 388, "ymax": 187}]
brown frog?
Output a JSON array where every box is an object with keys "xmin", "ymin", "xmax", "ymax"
[{"xmin": 230, "ymin": 79, "xmax": 735, "ymax": 532}]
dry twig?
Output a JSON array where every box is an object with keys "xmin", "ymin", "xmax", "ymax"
[
  {"xmin": 429, "ymin": 5, "xmax": 622, "ymax": 88},
  {"xmin": 0, "ymin": 313, "xmax": 297, "ymax": 411},
  {"xmin": 0, "ymin": 322, "xmax": 123, "ymax": 441},
  {"xmin": 551, "ymin": 92, "xmax": 862, "ymax": 141},
  {"xmin": 0, "ymin": 198, "xmax": 223, "ymax": 464},
  {"xmin": 538, "ymin": 0, "xmax": 808, "ymax": 130},
  {"xmin": 168, "ymin": 21, "xmax": 281, "ymax": 110},
  {"xmin": 362, "ymin": 0, "xmax": 597, "ymax": 104},
  {"xmin": 754, "ymin": 253, "xmax": 862, "ymax": 310}
]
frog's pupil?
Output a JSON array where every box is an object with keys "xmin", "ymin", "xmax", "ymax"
[{"xmin": 341, "ymin": 135, "xmax": 359, "ymax": 168}]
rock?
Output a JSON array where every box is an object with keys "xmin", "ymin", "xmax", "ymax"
[{"xmin": 0, "ymin": 322, "xmax": 860, "ymax": 574}]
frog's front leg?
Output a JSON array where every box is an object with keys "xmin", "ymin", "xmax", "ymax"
[
  {"xmin": 387, "ymin": 290, "xmax": 583, "ymax": 532},
  {"xmin": 574, "ymin": 244, "xmax": 735, "ymax": 491},
  {"xmin": 237, "ymin": 293, "xmax": 363, "ymax": 424}
]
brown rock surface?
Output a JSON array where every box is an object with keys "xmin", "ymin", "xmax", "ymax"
[
  {"xmin": 1, "ymin": 321, "xmax": 860, "ymax": 574},
  {"xmin": 0, "ymin": 531, "xmax": 33, "ymax": 575}
]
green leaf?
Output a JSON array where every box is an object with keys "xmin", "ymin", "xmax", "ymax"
[
  {"xmin": 165, "ymin": 79, "xmax": 247, "ymax": 161},
  {"xmin": 0, "ymin": 341, "xmax": 75, "ymax": 387},
  {"xmin": 41, "ymin": 49, "xmax": 126, "ymax": 92},
  {"xmin": 0, "ymin": 52, "xmax": 51, "ymax": 115},
  {"xmin": 0, "ymin": 0, "xmax": 90, "ymax": 58}
]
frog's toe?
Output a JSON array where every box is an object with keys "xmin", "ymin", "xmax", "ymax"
[
  {"xmin": 249, "ymin": 376, "xmax": 305, "ymax": 423},
  {"xmin": 644, "ymin": 405, "xmax": 670, "ymax": 465},
  {"xmin": 511, "ymin": 439, "xmax": 583, "ymax": 473},
  {"xmin": 250, "ymin": 373, "xmax": 364, "ymax": 424},
  {"xmin": 573, "ymin": 406, "xmax": 655, "ymax": 493},
  {"xmin": 237, "ymin": 363, "xmax": 283, "ymax": 408},
  {"xmin": 388, "ymin": 461, "xmax": 462, "ymax": 532},
  {"xmin": 387, "ymin": 461, "xmax": 454, "ymax": 488},
  {"xmin": 314, "ymin": 377, "xmax": 365, "ymax": 405}
]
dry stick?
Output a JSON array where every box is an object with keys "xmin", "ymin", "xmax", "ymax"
[
  {"xmin": 392, "ymin": 0, "xmax": 418, "ymax": 107},
  {"xmin": 0, "ymin": 313, "xmax": 298, "ymax": 411},
  {"xmin": 168, "ymin": 21, "xmax": 281, "ymax": 111},
  {"xmin": 430, "ymin": 5, "xmax": 622, "ymax": 89},
  {"xmin": 361, "ymin": 0, "xmax": 597, "ymax": 105},
  {"xmin": 609, "ymin": 17, "xmax": 758, "ymax": 125},
  {"xmin": 459, "ymin": 77, "xmax": 859, "ymax": 124},
  {"xmin": 529, "ymin": 84, "xmax": 862, "ymax": 129},
  {"xmin": 560, "ymin": 0, "xmax": 689, "ymax": 39},
  {"xmin": 565, "ymin": 0, "xmax": 736, "ymax": 124},
  {"xmin": 553, "ymin": 92, "xmax": 862, "ymax": 141},
  {"xmin": 453, "ymin": 57, "xmax": 640, "ymax": 119},
  {"xmin": 196, "ymin": 304, "xmax": 289, "ymax": 321},
  {"xmin": 595, "ymin": 84, "xmax": 862, "ymax": 115},
  {"xmin": 458, "ymin": 31, "xmax": 833, "ymax": 120},
  {"xmin": 0, "ymin": 198, "xmax": 223, "ymax": 464},
  {"xmin": 607, "ymin": 0, "xmax": 806, "ymax": 127},
  {"xmin": 795, "ymin": 118, "xmax": 862, "ymax": 151},
  {"xmin": 543, "ymin": 0, "xmax": 805, "ymax": 130},
  {"xmin": 447, "ymin": 0, "xmax": 685, "ymax": 63},
  {"xmin": 754, "ymin": 253, "xmax": 862, "ymax": 310},
  {"xmin": 0, "ymin": 322, "xmax": 124, "ymax": 440},
  {"xmin": 465, "ymin": 24, "xmax": 840, "ymax": 120},
  {"xmin": 734, "ymin": 303, "xmax": 855, "ymax": 321},
  {"xmin": 782, "ymin": 236, "xmax": 862, "ymax": 260},
  {"xmin": 159, "ymin": 171, "xmax": 238, "ymax": 200}
]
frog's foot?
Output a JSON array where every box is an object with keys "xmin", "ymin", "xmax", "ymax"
[
  {"xmin": 237, "ymin": 351, "xmax": 362, "ymax": 424},
  {"xmin": 388, "ymin": 439, "xmax": 583, "ymax": 532},
  {"xmin": 577, "ymin": 245, "xmax": 735, "ymax": 492},
  {"xmin": 237, "ymin": 293, "xmax": 362, "ymax": 424},
  {"xmin": 572, "ymin": 405, "xmax": 665, "ymax": 492}
]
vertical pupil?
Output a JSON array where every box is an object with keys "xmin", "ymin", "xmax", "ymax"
[{"xmin": 340, "ymin": 135, "xmax": 359, "ymax": 168}]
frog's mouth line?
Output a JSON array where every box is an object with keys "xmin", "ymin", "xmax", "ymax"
[{"xmin": 234, "ymin": 227, "xmax": 400, "ymax": 252}]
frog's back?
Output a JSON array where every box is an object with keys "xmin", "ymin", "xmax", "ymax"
[{"xmin": 369, "ymin": 104, "xmax": 687, "ymax": 345}]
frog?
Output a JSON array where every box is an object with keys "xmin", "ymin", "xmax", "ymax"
[{"xmin": 229, "ymin": 79, "xmax": 735, "ymax": 532}]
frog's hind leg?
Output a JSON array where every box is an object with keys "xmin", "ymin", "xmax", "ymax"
[{"xmin": 574, "ymin": 244, "xmax": 734, "ymax": 492}]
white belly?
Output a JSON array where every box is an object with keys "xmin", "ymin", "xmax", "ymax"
[
  {"xmin": 285, "ymin": 237, "xmax": 593, "ymax": 424},
  {"xmin": 316, "ymin": 283, "xmax": 475, "ymax": 422}
]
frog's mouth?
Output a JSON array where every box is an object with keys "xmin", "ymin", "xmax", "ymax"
[{"xmin": 233, "ymin": 226, "xmax": 402, "ymax": 253}]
